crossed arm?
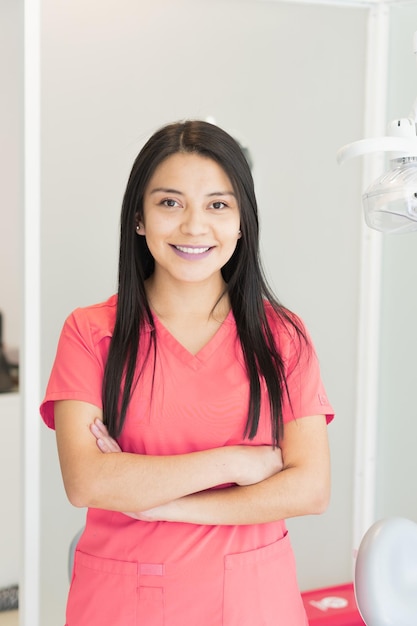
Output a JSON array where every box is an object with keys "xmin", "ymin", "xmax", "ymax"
[{"xmin": 55, "ymin": 400, "xmax": 330, "ymax": 525}]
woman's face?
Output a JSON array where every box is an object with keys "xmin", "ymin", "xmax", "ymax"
[{"xmin": 138, "ymin": 152, "xmax": 241, "ymax": 288}]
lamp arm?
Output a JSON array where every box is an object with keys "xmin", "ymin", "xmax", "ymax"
[{"xmin": 336, "ymin": 136, "xmax": 417, "ymax": 165}]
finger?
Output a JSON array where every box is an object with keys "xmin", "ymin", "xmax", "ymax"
[
  {"xmin": 90, "ymin": 422, "xmax": 102, "ymax": 439},
  {"xmin": 107, "ymin": 438, "xmax": 122, "ymax": 453},
  {"xmin": 94, "ymin": 418, "xmax": 109, "ymax": 435},
  {"xmin": 90, "ymin": 421, "xmax": 122, "ymax": 452},
  {"xmin": 96, "ymin": 437, "xmax": 111, "ymax": 453},
  {"xmin": 90, "ymin": 420, "xmax": 112, "ymax": 442}
]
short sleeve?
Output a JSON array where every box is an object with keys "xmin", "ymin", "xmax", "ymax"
[
  {"xmin": 266, "ymin": 305, "xmax": 334, "ymax": 424},
  {"xmin": 40, "ymin": 306, "xmax": 112, "ymax": 430},
  {"xmin": 276, "ymin": 315, "xmax": 334, "ymax": 425}
]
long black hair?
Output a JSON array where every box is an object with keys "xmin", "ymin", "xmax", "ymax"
[{"xmin": 102, "ymin": 120, "xmax": 307, "ymax": 446}]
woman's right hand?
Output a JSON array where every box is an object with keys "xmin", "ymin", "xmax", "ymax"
[{"xmin": 233, "ymin": 445, "xmax": 283, "ymax": 486}]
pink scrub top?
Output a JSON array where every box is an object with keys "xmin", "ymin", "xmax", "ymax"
[{"xmin": 40, "ymin": 295, "xmax": 334, "ymax": 626}]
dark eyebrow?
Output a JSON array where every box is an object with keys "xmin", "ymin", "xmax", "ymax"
[
  {"xmin": 149, "ymin": 187, "xmax": 184, "ymax": 195},
  {"xmin": 206, "ymin": 191, "xmax": 236, "ymax": 198},
  {"xmin": 149, "ymin": 187, "xmax": 236, "ymax": 198}
]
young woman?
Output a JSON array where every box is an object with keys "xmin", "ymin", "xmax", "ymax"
[{"xmin": 40, "ymin": 120, "xmax": 334, "ymax": 626}]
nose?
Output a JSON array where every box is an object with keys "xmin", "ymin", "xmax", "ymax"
[{"xmin": 180, "ymin": 206, "xmax": 209, "ymax": 236}]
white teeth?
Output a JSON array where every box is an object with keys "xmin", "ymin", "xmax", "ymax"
[{"xmin": 175, "ymin": 246, "xmax": 210, "ymax": 254}]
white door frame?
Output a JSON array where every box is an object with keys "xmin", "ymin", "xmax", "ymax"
[{"xmin": 22, "ymin": 0, "xmax": 41, "ymax": 624}]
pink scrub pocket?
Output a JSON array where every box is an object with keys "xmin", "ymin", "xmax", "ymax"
[
  {"xmin": 223, "ymin": 532, "xmax": 308, "ymax": 626},
  {"xmin": 66, "ymin": 551, "xmax": 139, "ymax": 625},
  {"xmin": 66, "ymin": 550, "xmax": 165, "ymax": 626}
]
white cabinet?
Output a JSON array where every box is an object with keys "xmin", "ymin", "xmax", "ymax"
[{"xmin": 0, "ymin": 393, "xmax": 20, "ymax": 588}]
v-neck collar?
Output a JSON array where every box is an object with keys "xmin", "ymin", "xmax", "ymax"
[{"xmin": 151, "ymin": 309, "xmax": 235, "ymax": 370}]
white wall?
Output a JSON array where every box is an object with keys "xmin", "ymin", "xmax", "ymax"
[
  {"xmin": 0, "ymin": 394, "xmax": 20, "ymax": 588},
  {"xmin": 38, "ymin": 2, "xmax": 367, "ymax": 623},
  {"xmin": 0, "ymin": 0, "xmax": 22, "ymax": 592},
  {"xmin": 0, "ymin": 0, "xmax": 22, "ymax": 351},
  {"xmin": 376, "ymin": 3, "xmax": 417, "ymax": 523}
]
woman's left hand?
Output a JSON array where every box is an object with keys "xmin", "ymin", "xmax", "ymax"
[{"xmin": 90, "ymin": 418, "xmax": 122, "ymax": 453}]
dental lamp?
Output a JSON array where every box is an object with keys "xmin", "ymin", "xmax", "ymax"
[{"xmin": 337, "ymin": 31, "xmax": 417, "ymax": 234}]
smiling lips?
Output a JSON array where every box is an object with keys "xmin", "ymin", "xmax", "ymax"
[
  {"xmin": 175, "ymin": 245, "xmax": 210, "ymax": 254},
  {"xmin": 171, "ymin": 244, "xmax": 213, "ymax": 259}
]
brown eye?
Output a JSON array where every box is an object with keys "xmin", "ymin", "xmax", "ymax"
[{"xmin": 162, "ymin": 199, "xmax": 178, "ymax": 208}]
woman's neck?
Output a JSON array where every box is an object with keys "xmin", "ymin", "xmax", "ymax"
[{"xmin": 145, "ymin": 274, "xmax": 230, "ymax": 323}]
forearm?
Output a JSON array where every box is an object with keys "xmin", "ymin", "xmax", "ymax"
[
  {"xmin": 55, "ymin": 401, "xmax": 249, "ymax": 512},
  {"xmin": 137, "ymin": 415, "xmax": 331, "ymax": 525},
  {"xmin": 64, "ymin": 446, "xmax": 240, "ymax": 512},
  {"xmin": 140, "ymin": 464, "xmax": 330, "ymax": 525},
  {"xmin": 56, "ymin": 402, "xmax": 283, "ymax": 513}
]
